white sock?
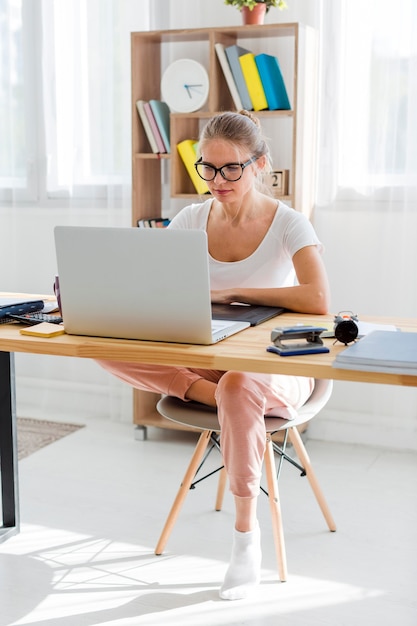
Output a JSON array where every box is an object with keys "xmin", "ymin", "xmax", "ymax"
[{"xmin": 219, "ymin": 524, "xmax": 261, "ymax": 600}]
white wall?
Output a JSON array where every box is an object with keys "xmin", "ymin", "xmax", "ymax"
[{"xmin": 2, "ymin": 0, "xmax": 416, "ymax": 450}]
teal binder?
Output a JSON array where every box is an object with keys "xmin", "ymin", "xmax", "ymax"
[{"xmin": 255, "ymin": 53, "xmax": 291, "ymax": 111}]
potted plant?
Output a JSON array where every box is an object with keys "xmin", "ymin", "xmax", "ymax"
[{"xmin": 224, "ymin": 1, "xmax": 288, "ymax": 25}]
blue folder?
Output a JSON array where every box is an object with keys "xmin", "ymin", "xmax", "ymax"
[
  {"xmin": 255, "ymin": 53, "xmax": 291, "ymax": 111},
  {"xmin": 0, "ymin": 297, "xmax": 44, "ymax": 321}
]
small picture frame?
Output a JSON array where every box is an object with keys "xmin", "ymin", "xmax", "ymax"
[{"xmin": 265, "ymin": 170, "xmax": 289, "ymax": 197}]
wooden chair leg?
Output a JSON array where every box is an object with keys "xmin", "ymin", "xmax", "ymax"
[
  {"xmin": 155, "ymin": 429, "xmax": 212, "ymax": 555},
  {"xmin": 288, "ymin": 427, "xmax": 337, "ymax": 532},
  {"xmin": 215, "ymin": 467, "xmax": 227, "ymax": 511},
  {"xmin": 264, "ymin": 434, "xmax": 288, "ymax": 582}
]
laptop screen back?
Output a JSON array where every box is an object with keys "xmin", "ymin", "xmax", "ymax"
[{"xmin": 54, "ymin": 226, "xmax": 218, "ymax": 344}]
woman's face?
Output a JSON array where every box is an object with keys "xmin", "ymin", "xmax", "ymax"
[{"xmin": 199, "ymin": 139, "xmax": 258, "ymax": 204}]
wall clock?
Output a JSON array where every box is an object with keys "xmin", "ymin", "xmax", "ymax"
[{"xmin": 161, "ymin": 59, "xmax": 209, "ymax": 113}]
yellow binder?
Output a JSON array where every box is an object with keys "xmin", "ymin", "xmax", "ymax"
[
  {"xmin": 239, "ymin": 53, "xmax": 268, "ymax": 111},
  {"xmin": 177, "ymin": 140, "xmax": 209, "ymax": 195}
]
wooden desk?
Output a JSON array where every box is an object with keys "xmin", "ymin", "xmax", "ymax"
[{"xmin": 1, "ymin": 296, "xmax": 416, "ymax": 543}]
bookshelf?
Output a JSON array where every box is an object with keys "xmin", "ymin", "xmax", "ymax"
[{"xmin": 131, "ymin": 23, "xmax": 318, "ymax": 439}]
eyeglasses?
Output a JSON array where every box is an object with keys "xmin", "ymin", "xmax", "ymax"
[{"xmin": 194, "ymin": 156, "xmax": 257, "ymax": 182}]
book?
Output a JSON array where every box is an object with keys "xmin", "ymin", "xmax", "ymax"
[
  {"xmin": 239, "ymin": 52, "xmax": 268, "ymax": 111},
  {"xmin": 224, "ymin": 45, "xmax": 253, "ymax": 111},
  {"xmin": 214, "ymin": 43, "xmax": 243, "ymax": 110},
  {"xmin": 136, "ymin": 100, "xmax": 159, "ymax": 153},
  {"xmin": 177, "ymin": 140, "xmax": 209, "ymax": 195},
  {"xmin": 149, "ymin": 100, "xmax": 171, "ymax": 153},
  {"xmin": 143, "ymin": 102, "xmax": 166, "ymax": 153},
  {"xmin": 138, "ymin": 217, "xmax": 171, "ymax": 228},
  {"xmin": 255, "ymin": 53, "xmax": 291, "ymax": 110},
  {"xmin": 332, "ymin": 330, "xmax": 417, "ymax": 375},
  {"xmin": 0, "ymin": 297, "xmax": 44, "ymax": 321}
]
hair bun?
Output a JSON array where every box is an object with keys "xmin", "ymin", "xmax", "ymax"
[{"xmin": 239, "ymin": 109, "xmax": 260, "ymax": 129}]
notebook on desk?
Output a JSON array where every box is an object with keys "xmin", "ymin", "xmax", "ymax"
[
  {"xmin": 333, "ymin": 329, "xmax": 417, "ymax": 375},
  {"xmin": 211, "ymin": 303, "xmax": 285, "ymax": 326},
  {"xmin": 54, "ymin": 226, "xmax": 250, "ymax": 345}
]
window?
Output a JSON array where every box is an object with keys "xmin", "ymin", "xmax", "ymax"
[
  {"xmin": 316, "ymin": 0, "xmax": 416, "ymax": 204},
  {"xmin": 0, "ymin": 0, "xmax": 151, "ymax": 205},
  {"xmin": 0, "ymin": 0, "xmax": 32, "ymax": 200}
]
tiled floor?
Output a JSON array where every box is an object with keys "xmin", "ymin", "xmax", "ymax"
[{"xmin": 1, "ymin": 415, "xmax": 416, "ymax": 626}]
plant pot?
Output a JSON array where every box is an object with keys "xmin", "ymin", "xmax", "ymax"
[{"xmin": 241, "ymin": 4, "xmax": 267, "ymax": 25}]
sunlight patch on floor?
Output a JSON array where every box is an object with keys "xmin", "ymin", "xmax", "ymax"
[{"xmin": 2, "ymin": 523, "xmax": 383, "ymax": 626}]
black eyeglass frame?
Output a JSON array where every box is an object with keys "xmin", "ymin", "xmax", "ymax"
[{"xmin": 194, "ymin": 156, "xmax": 258, "ymax": 182}]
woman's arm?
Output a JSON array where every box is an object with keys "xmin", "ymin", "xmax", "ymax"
[{"xmin": 210, "ymin": 245, "xmax": 330, "ymax": 315}]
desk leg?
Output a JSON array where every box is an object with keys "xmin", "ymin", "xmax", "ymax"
[{"xmin": 0, "ymin": 351, "xmax": 19, "ymax": 542}]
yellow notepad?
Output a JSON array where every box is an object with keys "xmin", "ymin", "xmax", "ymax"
[{"xmin": 20, "ymin": 322, "xmax": 66, "ymax": 338}]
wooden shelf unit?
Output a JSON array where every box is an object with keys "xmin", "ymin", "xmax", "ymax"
[{"xmin": 131, "ymin": 23, "xmax": 318, "ymax": 438}]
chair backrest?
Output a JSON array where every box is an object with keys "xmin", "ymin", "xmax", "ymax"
[{"xmin": 156, "ymin": 379, "xmax": 333, "ymax": 434}]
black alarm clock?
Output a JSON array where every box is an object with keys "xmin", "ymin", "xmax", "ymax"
[{"xmin": 334, "ymin": 311, "xmax": 359, "ymax": 345}]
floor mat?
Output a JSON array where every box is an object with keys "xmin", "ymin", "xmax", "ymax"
[{"xmin": 17, "ymin": 417, "xmax": 84, "ymax": 459}]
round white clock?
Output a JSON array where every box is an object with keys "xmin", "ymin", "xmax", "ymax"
[{"xmin": 161, "ymin": 59, "xmax": 209, "ymax": 113}]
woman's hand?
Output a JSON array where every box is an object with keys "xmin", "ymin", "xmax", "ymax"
[{"xmin": 210, "ymin": 290, "xmax": 238, "ymax": 304}]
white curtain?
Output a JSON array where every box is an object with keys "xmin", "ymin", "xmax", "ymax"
[
  {"xmin": 313, "ymin": 0, "xmax": 417, "ymax": 443},
  {"xmin": 317, "ymin": 0, "xmax": 416, "ymax": 203},
  {"xmin": 0, "ymin": 0, "xmax": 154, "ymax": 208},
  {"xmin": 0, "ymin": 0, "xmax": 157, "ymax": 425},
  {"xmin": 315, "ymin": 0, "xmax": 417, "ymax": 319}
]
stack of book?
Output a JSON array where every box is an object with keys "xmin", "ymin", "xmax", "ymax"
[
  {"xmin": 136, "ymin": 100, "xmax": 171, "ymax": 154},
  {"xmin": 137, "ymin": 217, "xmax": 171, "ymax": 228},
  {"xmin": 215, "ymin": 43, "xmax": 291, "ymax": 112}
]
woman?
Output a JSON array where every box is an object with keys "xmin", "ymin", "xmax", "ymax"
[{"xmin": 98, "ymin": 110, "xmax": 330, "ymax": 600}]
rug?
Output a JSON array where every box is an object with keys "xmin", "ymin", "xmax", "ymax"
[{"xmin": 17, "ymin": 418, "xmax": 84, "ymax": 460}]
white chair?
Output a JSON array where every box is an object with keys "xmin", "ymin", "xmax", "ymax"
[{"xmin": 155, "ymin": 379, "xmax": 336, "ymax": 581}]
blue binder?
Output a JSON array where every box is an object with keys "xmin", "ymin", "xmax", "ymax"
[
  {"xmin": 255, "ymin": 53, "xmax": 291, "ymax": 111},
  {"xmin": 0, "ymin": 297, "xmax": 44, "ymax": 321}
]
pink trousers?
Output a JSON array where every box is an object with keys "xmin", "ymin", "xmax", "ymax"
[{"xmin": 96, "ymin": 360, "xmax": 314, "ymax": 498}]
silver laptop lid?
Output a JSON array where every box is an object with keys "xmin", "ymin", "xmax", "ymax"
[{"xmin": 54, "ymin": 226, "xmax": 248, "ymax": 344}]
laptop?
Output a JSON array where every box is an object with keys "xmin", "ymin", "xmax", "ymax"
[{"xmin": 54, "ymin": 226, "xmax": 250, "ymax": 345}]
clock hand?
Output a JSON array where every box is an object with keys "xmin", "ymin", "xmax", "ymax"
[{"xmin": 184, "ymin": 83, "xmax": 203, "ymax": 97}]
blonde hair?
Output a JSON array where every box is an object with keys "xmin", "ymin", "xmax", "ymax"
[{"xmin": 198, "ymin": 111, "xmax": 273, "ymax": 192}]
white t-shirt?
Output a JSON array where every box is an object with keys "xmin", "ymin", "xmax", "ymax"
[{"xmin": 168, "ymin": 198, "xmax": 323, "ymax": 290}]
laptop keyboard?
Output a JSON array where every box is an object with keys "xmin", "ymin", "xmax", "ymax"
[{"xmin": 211, "ymin": 319, "xmax": 236, "ymax": 332}]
